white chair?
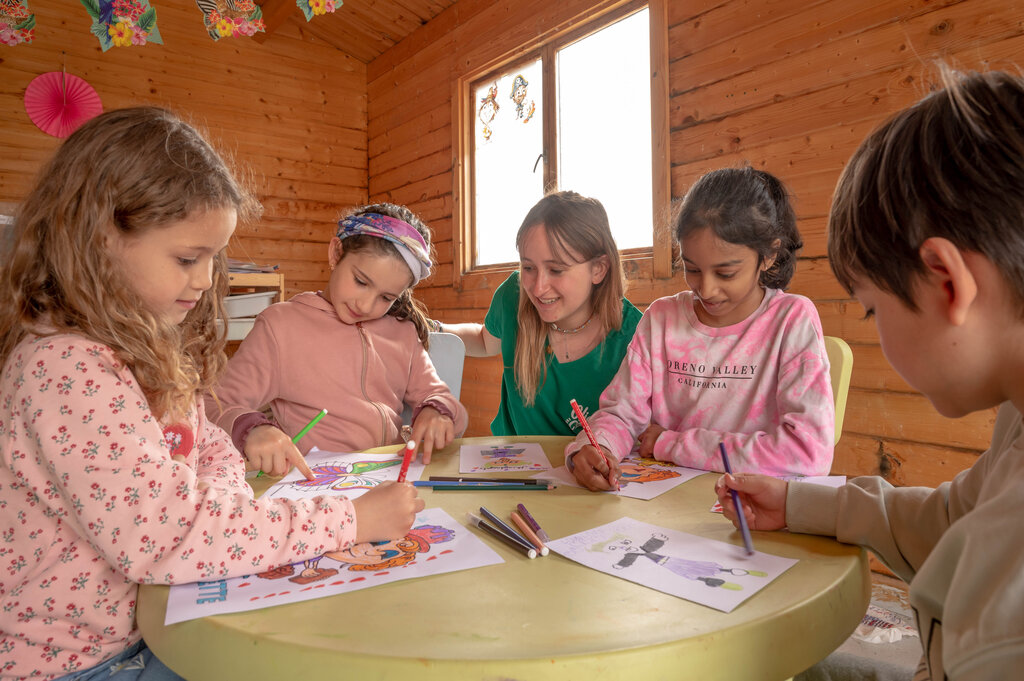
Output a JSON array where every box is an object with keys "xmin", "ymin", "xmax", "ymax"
[{"xmin": 401, "ymin": 331, "xmax": 466, "ymax": 425}]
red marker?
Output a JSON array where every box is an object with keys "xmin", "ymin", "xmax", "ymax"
[
  {"xmin": 397, "ymin": 440, "xmax": 416, "ymax": 482},
  {"xmin": 570, "ymin": 399, "xmax": 618, "ymax": 490}
]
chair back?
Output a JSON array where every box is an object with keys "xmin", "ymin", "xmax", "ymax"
[
  {"xmin": 401, "ymin": 331, "xmax": 466, "ymax": 425},
  {"xmin": 824, "ymin": 335, "xmax": 853, "ymax": 446}
]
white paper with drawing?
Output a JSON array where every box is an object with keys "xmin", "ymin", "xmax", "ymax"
[
  {"xmin": 260, "ymin": 447, "xmax": 426, "ymax": 501},
  {"xmin": 540, "ymin": 456, "xmax": 704, "ymax": 500},
  {"xmin": 459, "ymin": 442, "xmax": 551, "ymax": 473},
  {"xmin": 547, "ymin": 517, "xmax": 797, "ymax": 612},
  {"xmin": 164, "ymin": 507, "xmax": 503, "ymax": 624}
]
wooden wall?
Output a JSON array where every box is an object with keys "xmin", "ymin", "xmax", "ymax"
[
  {"xmin": 0, "ymin": 2, "xmax": 367, "ymax": 296},
  {"xmin": 366, "ymin": 0, "xmax": 1024, "ymax": 487}
]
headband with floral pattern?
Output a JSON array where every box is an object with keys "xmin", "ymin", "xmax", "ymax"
[{"xmin": 336, "ymin": 213, "xmax": 432, "ymax": 285}]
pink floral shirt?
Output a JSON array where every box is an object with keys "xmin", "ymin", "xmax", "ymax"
[
  {"xmin": 0, "ymin": 335, "xmax": 357, "ymax": 680},
  {"xmin": 566, "ymin": 289, "xmax": 835, "ymax": 476}
]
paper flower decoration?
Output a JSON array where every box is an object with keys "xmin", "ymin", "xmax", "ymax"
[
  {"xmin": 80, "ymin": 0, "xmax": 162, "ymax": 52},
  {"xmin": 297, "ymin": 0, "xmax": 342, "ymax": 22},
  {"xmin": 0, "ymin": 0, "xmax": 35, "ymax": 46},
  {"xmin": 24, "ymin": 71, "xmax": 103, "ymax": 138},
  {"xmin": 195, "ymin": 0, "xmax": 265, "ymax": 41}
]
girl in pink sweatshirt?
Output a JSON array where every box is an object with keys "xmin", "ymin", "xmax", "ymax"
[
  {"xmin": 206, "ymin": 204, "xmax": 468, "ymax": 478},
  {"xmin": 567, "ymin": 168, "xmax": 834, "ymax": 490},
  {"xmin": 0, "ymin": 107, "xmax": 423, "ymax": 681}
]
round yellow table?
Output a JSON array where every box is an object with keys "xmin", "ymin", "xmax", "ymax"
[{"xmin": 137, "ymin": 436, "xmax": 868, "ymax": 681}]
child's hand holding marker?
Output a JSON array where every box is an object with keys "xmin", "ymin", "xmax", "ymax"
[
  {"xmin": 352, "ymin": 480, "xmax": 424, "ymax": 543},
  {"xmin": 251, "ymin": 407, "xmax": 327, "ymax": 480},
  {"xmin": 714, "ymin": 472, "xmax": 788, "ymax": 532},
  {"xmin": 247, "ymin": 425, "xmax": 316, "ymax": 480},
  {"xmin": 572, "ymin": 444, "xmax": 621, "ymax": 491}
]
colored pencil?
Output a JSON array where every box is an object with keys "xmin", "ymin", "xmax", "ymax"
[
  {"xmin": 429, "ymin": 476, "xmax": 553, "ymax": 485},
  {"xmin": 510, "ymin": 511, "xmax": 549, "ymax": 556},
  {"xmin": 255, "ymin": 408, "xmax": 327, "ymax": 479},
  {"xmin": 516, "ymin": 503, "xmax": 550, "ymax": 543},
  {"xmin": 397, "ymin": 440, "xmax": 417, "ymax": 483},
  {"xmin": 719, "ymin": 442, "xmax": 755, "ymax": 555},
  {"xmin": 413, "ymin": 482, "xmax": 551, "ymax": 491},
  {"xmin": 570, "ymin": 399, "xmax": 618, "ymax": 489},
  {"xmin": 465, "ymin": 512, "xmax": 537, "ymax": 559},
  {"xmin": 478, "ymin": 506, "xmax": 537, "ymax": 553}
]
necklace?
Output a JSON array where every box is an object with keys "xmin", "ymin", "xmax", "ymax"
[
  {"xmin": 549, "ymin": 314, "xmax": 594, "ymax": 334},
  {"xmin": 550, "ymin": 314, "xmax": 595, "ymax": 361}
]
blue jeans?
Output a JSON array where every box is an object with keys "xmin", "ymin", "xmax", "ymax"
[{"xmin": 53, "ymin": 640, "xmax": 184, "ymax": 681}]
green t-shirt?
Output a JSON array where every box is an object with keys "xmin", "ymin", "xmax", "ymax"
[{"xmin": 484, "ymin": 271, "xmax": 642, "ymax": 436}]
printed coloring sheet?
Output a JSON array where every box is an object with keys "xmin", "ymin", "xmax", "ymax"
[
  {"xmin": 164, "ymin": 507, "xmax": 504, "ymax": 624},
  {"xmin": 260, "ymin": 447, "xmax": 426, "ymax": 501},
  {"xmin": 459, "ymin": 442, "xmax": 551, "ymax": 474},
  {"xmin": 540, "ymin": 456, "xmax": 704, "ymax": 500},
  {"xmin": 547, "ymin": 517, "xmax": 797, "ymax": 612}
]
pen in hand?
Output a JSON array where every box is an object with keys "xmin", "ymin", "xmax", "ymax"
[
  {"xmin": 570, "ymin": 399, "xmax": 618, "ymax": 490},
  {"xmin": 255, "ymin": 408, "xmax": 327, "ymax": 480},
  {"xmin": 719, "ymin": 441, "xmax": 755, "ymax": 555}
]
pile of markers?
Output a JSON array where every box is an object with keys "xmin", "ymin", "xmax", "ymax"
[
  {"xmin": 412, "ymin": 476, "xmax": 556, "ymax": 491},
  {"xmin": 466, "ymin": 504, "xmax": 549, "ymax": 559}
]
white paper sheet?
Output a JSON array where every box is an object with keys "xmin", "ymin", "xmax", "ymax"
[
  {"xmin": 260, "ymin": 447, "xmax": 426, "ymax": 501},
  {"xmin": 547, "ymin": 516, "xmax": 797, "ymax": 612},
  {"xmin": 164, "ymin": 507, "xmax": 504, "ymax": 624},
  {"xmin": 540, "ymin": 456, "xmax": 705, "ymax": 500},
  {"xmin": 458, "ymin": 442, "xmax": 551, "ymax": 474}
]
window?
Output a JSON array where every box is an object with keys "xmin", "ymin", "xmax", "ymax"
[{"xmin": 455, "ymin": 1, "xmax": 670, "ymax": 280}]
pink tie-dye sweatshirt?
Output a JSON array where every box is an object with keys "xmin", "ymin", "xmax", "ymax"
[
  {"xmin": 0, "ymin": 335, "xmax": 358, "ymax": 680},
  {"xmin": 566, "ymin": 289, "xmax": 834, "ymax": 476}
]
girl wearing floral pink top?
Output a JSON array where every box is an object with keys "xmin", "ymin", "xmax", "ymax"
[
  {"xmin": 567, "ymin": 167, "xmax": 834, "ymax": 490},
  {"xmin": 0, "ymin": 108, "xmax": 423, "ymax": 681}
]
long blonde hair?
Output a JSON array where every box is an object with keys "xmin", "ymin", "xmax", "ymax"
[
  {"xmin": 514, "ymin": 191, "xmax": 626, "ymax": 405},
  {"xmin": 0, "ymin": 107, "xmax": 260, "ymax": 423}
]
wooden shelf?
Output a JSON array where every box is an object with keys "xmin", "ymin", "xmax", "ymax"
[{"xmin": 225, "ymin": 271, "xmax": 284, "ymax": 345}]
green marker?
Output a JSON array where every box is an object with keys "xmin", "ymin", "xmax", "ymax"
[{"xmin": 255, "ymin": 408, "xmax": 327, "ymax": 479}]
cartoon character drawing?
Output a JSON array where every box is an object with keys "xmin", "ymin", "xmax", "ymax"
[
  {"xmin": 255, "ymin": 524, "xmax": 457, "ymax": 585},
  {"xmin": 290, "ymin": 458, "xmax": 401, "ymax": 493},
  {"xmin": 481, "ymin": 446, "xmax": 525, "ymax": 458},
  {"xmin": 478, "ymin": 83, "xmax": 500, "ymax": 140},
  {"xmin": 510, "ymin": 74, "xmax": 529, "ymax": 118},
  {"xmin": 604, "ymin": 533, "xmax": 766, "ymax": 589},
  {"xmin": 618, "ymin": 458, "xmax": 682, "ymax": 486}
]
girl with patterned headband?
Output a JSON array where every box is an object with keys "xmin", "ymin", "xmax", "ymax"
[{"xmin": 208, "ymin": 202, "xmax": 468, "ymax": 478}]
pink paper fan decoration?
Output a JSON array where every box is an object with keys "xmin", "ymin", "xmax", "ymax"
[{"xmin": 24, "ymin": 71, "xmax": 103, "ymax": 138}]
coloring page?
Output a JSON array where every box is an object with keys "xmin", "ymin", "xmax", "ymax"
[
  {"xmin": 711, "ymin": 474, "xmax": 847, "ymax": 512},
  {"xmin": 164, "ymin": 507, "xmax": 503, "ymax": 624},
  {"xmin": 539, "ymin": 456, "xmax": 704, "ymax": 500},
  {"xmin": 547, "ymin": 517, "xmax": 797, "ymax": 613},
  {"xmin": 261, "ymin": 447, "xmax": 426, "ymax": 501},
  {"xmin": 459, "ymin": 442, "xmax": 551, "ymax": 474}
]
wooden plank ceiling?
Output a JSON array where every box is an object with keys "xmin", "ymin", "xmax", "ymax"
[{"xmin": 257, "ymin": 0, "xmax": 458, "ymax": 62}]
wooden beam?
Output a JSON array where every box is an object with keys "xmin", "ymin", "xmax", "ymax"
[{"xmin": 255, "ymin": 0, "xmax": 296, "ymax": 43}]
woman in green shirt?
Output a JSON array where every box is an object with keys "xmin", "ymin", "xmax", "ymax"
[{"xmin": 441, "ymin": 191, "xmax": 641, "ymax": 436}]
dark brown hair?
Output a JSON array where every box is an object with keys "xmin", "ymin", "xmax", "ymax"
[
  {"xmin": 675, "ymin": 167, "xmax": 802, "ymax": 289},
  {"xmin": 829, "ymin": 68, "xmax": 1024, "ymax": 311},
  {"xmin": 336, "ymin": 202, "xmax": 434, "ymax": 348}
]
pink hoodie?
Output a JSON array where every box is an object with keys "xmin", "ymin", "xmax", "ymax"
[{"xmin": 208, "ymin": 292, "xmax": 468, "ymax": 453}]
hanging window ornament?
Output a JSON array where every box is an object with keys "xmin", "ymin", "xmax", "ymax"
[
  {"xmin": 478, "ymin": 83, "xmax": 499, "ymax": 141},
  {"xmin": 297, "ymin": 0, "xmax": 342, "ymax": 21},
  {"xmin": 510, "ymin": 75, "xmax": 528, "ymax": 118},
  {"xmin": 81, "ymin": 0, "xmax": 162, "ymax": 51},
  {"xmin": 195, "ymin": 0, "xmax": 265, "ymax": 41},
  {"xmin": 0, "ymin": 0, "xmax": 35, "ymax": 46}
]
